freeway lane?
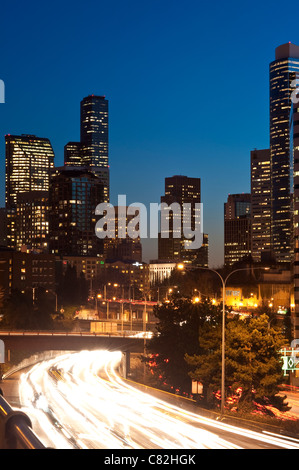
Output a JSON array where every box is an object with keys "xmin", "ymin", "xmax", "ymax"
[{"xmin": 11, "ymin": 350, "xmax": 299, "ymax": 449}]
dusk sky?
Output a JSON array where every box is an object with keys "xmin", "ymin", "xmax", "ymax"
[{"xmin": 1, "ymin": 0, "xmax": 298, "ymax": 267}]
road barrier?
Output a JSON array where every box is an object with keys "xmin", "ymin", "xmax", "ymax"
[{"xmin": 0, "ymin": 394, "xmax": 46, "ymax": 449}]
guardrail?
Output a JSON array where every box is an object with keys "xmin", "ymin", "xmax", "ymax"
[
  {"xmin": 0, "ymin": 394, "xmax": 46, "ymax": 449},
  {"xmin": 0, "ymin": 330, "xmax": 152, "ymax": 337}
]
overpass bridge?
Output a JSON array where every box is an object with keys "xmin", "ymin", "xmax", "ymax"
[
  {"xmin": 0, "ymin": 330, "xmax": 146, "ymax": 357},
  {"xmin": 0, "ymin": 329, "xmax": 151, "ymax": 448}
]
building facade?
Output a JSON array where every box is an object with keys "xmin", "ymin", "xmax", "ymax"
[
  {"xmin": 5, "ymin": 134, "xmax": 55, "ymax": 250},
  {"xmin": 49, "ymin": 167, "xmax": 104, "ymax": 257},
  {"xmin": 149, "ymin": 260, "xmax": 176, "ymax": 285},
  {"xmin": 251, "ymin": 149, "xmax": 272, "ymax": 262},
  {"xmin": 224, "ymin": 193, "xmax": 251, "ymax": 266},
  {"xmin": 0, "ymin": 247, "xmax": 56, "ymax": 298},
  {"xmin": 63, "ymin": 95, "xmax": 109, "ymax": 202},
  {"xmin": 158, "ymin": 175, "xmax": 207, "ymax": 266},
  {"xmin": 292, "ymin": 90, "xmax": 299, "ymax": 339},
  {"xmin": 103, "ymin": 206, "xmax": 142, "ymax": 263},
  {"xmin": 270, "ymin": 43, "xmax": 299, "ymax": 264}
]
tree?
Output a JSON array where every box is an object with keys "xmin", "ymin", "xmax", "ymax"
[
  {"xmin": 186, "ymin": 314, "xmax": 287, "ymax": 411},
  {"xmin": 185, "ymin": 322, "xmax": 222, "ymax": 405},
  {"xmin": 226, "ymin": 314, "xmax": 287, "ymax": 410},
  {"xmin": 145, "ymin": 295, "xmax": 221, "ymax": 392},
  {"xmin": 1, "ymin": 289, "xmax": 54, "ymax": 330},
  {"xmin": 57, "ymin": 265, "xmax": 89, "ymax": 306}
]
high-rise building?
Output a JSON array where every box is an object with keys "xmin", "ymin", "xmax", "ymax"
[
  {"xmin": 158, "ymin": 175, "xmax": 207, "ymax": 266},
  {"xmin": 15, "ymin": 192, "xmax": 49, "ymax": 252},
  {"xmin": 64, "ymin": 142, "xmax": 83, "ymax": 167},
  {"xmin": 63, "ymin": 95, "xmax": 109, "ymax": 202},
  {"xmin": 80, "ymin": 95, "xmax": 108, "ymax": 168},
  {"xmin": 49, "ymin": 167, "xmax": 104, "ymax": 257},
  {"xmin": 103, "ymin": 206, "xmax": 142, "ymax": 262},
  {"xmin": 291, "ymin": 88, "xmax": 299, "ymax": 339},
  {"xmin": 270, "ymin": 43, "xmax": 299, "ymax": 264},
  {"xmin": 5, "ymin": 134, "xmax": 55, "ymax": 250},
  {"xmin": 250, "ymin": 149, "xmax": 272, "ymax": 262},
  {"xmin": 224, "ymin": 193, "xmax": 251, "ymax": 266},
  {"xmin": 0, "ymin": 208, "xmax": 7, "ymax": 247},
  {"xmin": 0, "ymin": 247, "xmax": 55, "ymax": 298}
]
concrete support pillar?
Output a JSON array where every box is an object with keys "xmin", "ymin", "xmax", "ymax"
[{"xmin": 121, "ymin": 351, "xmax": 130, "ymax": 379}]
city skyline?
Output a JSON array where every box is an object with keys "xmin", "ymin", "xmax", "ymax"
[{"xmin": 1, "ymin": 0, "xmax": 298, "ymax": 266}]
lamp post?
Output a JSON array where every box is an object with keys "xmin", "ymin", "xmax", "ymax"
[
  {"xmin": 177, "ymin": 263, "xmax": 269, "ymax": 416},
  {"xmin": 46, "ymin": 289, "xmax": 58, "ymax": 312}
]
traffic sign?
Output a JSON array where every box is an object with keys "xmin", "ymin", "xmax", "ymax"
[{"xmin": 280, "ymin": 348, "xmax": 299, "ymax": 376}]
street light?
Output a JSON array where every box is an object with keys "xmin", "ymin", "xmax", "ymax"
[
  {"xmin": 177, "ymin": 263, "xmax": 269, "ymax": 416},
  {"xmin": 46, "ymin": 289, "xmax": 58, "ymax": 312}
]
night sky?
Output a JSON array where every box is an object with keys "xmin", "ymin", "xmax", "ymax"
[{"xmin": 1, "ymin": 0, "xmax": 298, "ymax": 266}]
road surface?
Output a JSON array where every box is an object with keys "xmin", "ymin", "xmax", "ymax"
[{"xmin": 3, "ymin": 350, "xmax": 299, "ymax": 449}]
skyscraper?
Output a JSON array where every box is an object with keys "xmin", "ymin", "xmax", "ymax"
[
  {"xmin": 291, "ymin": 79, "xmax": 299, "ymax": 339},
  {"xmin": 64, "ymin": 95, "xmax": 109, "ymax": 202},
  {"xmin": 64, "ymin": 142, "xmax": 83, "ymax": 167},
  {"xmin": 49, "ymin": 167, "xmax": 104, "ymax": 257},
  {"xmin": 80, "ymin": 95, "xmax": 108, "ymax": 168},
  {"xmin": 224, "ymin": 193, "xmax": 251, "ymax": 266},
  {"xmin": 250, "ymin": 149, "xmax": 272, "ymax": 262},
  {"xmin": 103, "ymin": 206, "xmax": 142, "ymax": 262},
  {"xmin": 5, "ymin": 134, "xmax": 55, "ymax": 250},
  {"xmin": 158, "ymin": 175, "xmax": 207, "ymax": 266},
  {"xmin": 270, "ymin": 43, "xmax": 299, "ymax": 264},
  {"xmin": 15, "ymin": 191, "xmax": 49, "ymax": 252}
]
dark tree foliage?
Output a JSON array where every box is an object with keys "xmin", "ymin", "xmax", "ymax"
[
  {"xmin": 186, "ymin": 313, "xmax": 288, "ymax": 411},
  {"xmin": 145, "ymin": 295, "xmax": 221, "ymax": 392},
  {"xmin": 56, "ymin": 265, "xmax": 89, "ymax": 306},
  {"xmin": 146, "ymin": 292, "xmax": 288, "ymax": 411},
  {"xmin": 1, "ymin": 289, "xmax": 54, "ymax": 330}
]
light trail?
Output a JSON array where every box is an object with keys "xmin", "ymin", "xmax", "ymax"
[{"xmin": 18, "ymin": 350, "xmax": 299, "ymax": 449}]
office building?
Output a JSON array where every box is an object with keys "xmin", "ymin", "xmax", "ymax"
[
  {"xmin": 270, "ymin": 43, "xmax": 299, "ymax": 264},
  {"xmin": 0, "ymin": 247, "xmax": 55, "ymax": 298},
  {"xmin": 63, "ymin": 95, "xmax": 109, "ymax": 202},
  {"xmin": 5, "ymin": 134, "xmax": 55, "ymax": 250},
  {"xmin": 49, "ymin": 167, "xmax": 104, "ymax": 257},
  {"xmin": 15, "ymin": 191, "xmax": 49, "ymax": 252},
  {"xmin": 0, "ymin": 208, "xmax": 7, "ymax": 247},
  {"xmin": 103, "ymin": 259, "xmax": 150, "ymax": 296},
  {"xmin": 251, "ymin": 149, "xmax": 272, "ymax": 262},
  {"xmin": 103, "ymin": 206, "xmax": 142, "ymax": 263},
  {"xmin": 80, "ymin": 95, "xmax": 108, "ymax": 167},
  {"xmin": 158, "ymin": 175, "xmax": 206, "ymax": 265},
  {"xmin": 291, "ymin": 91, "xmax": 299, "ymax": 339},
  {"xmin": 224, "ymin": 193, "xmax": 251, "ymax": 266},
  {"xmin": 64, "ymin": 142, "xmax": 83, "ymax": 167}
]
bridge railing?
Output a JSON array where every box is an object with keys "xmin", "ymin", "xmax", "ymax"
[
  {"xmin": 0, "ymin": 394, "xmax": 46, "ymax": 449},
  {"xmin": 0, "ymin": 329, "xmax": 153, "ymax": 337}
]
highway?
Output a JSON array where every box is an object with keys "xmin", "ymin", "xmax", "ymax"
[{"xmin": 11, "ymin": 350, "xmax": 299, "ymax": 449}]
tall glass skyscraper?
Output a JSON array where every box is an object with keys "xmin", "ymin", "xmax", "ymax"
[
  {"xmin": 64, "ymin": 95, "xmax": 109, "ymax": 202},
  {"xmin": 5, "ymin": 134, "xmax": 55, "ymax": 250},
  {"xmin": 49, "ymin": 166, "xmax": 104, "ymax": 257},
  {"xmin": 5, "ymin": 134, "xmax": 54, "ymax": 207},
  {"xmin": 250, "ymin": 149, "xmax": 271, "ymax": 263},
  {"xmin": 158, "ymin": 175, "xmax": 208, "ymax": 266},
  {"xmin": 224, "ymin": 193, "xmax": 251, "ymax": 266},
  {"xmin": 80, "ymin": 95, "xmax": 108, "ymax": 168},
  {"xmin": 270, "ymin": 43, "xmax": 299, "ymax": 264}
]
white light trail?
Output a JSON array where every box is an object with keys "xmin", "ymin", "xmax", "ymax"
[{"xmin": 17, "ymin": 350, "xmax": 299, "ymax": 450}]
